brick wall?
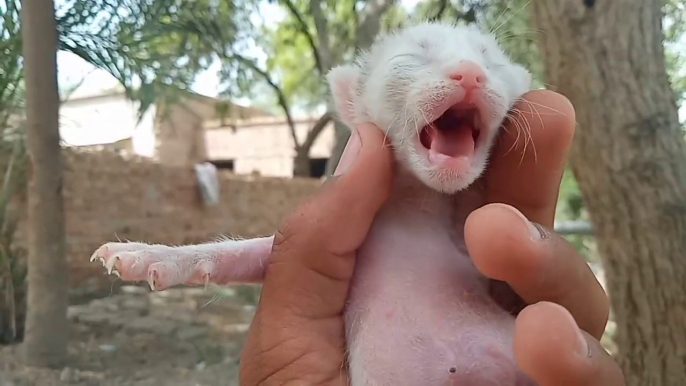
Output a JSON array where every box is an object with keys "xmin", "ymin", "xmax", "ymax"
[{"xmin": 14, "ymin": 149, "xmax": 321, "ymax": 292}]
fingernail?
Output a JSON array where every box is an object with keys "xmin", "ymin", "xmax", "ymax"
[
  {"xmin": 575, "ymin": 324, "xmax": 591, "ymax": 357},
  {"xmin": 334, "ymin": 129, "xmax": 361, "ymax": 176},
  {"xmin": 560, "ymin": 306, "xmax": 591, "ymax": 357},
  {"xmin": 498, "ymin": 204, "xmax": 547, "ymax": 240},
  {"xmin": 531, "ymin": 222, "xmax": 550, "ymax": 240}
]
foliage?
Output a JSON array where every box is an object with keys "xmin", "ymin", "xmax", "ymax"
[
  {"xmin": 0, "ymin": 133, "xmax": 27, "ymax": 345},
  {"xmin": 221, "ymin": 0, "xmax": 363, "ymax": 113},
  {"xmin": 0, "ymin": 0, "xmax": 24, "ymax": 128},
  {"xmin": 1, "ymin": 0, "xmax": 250, "ymax": 119},
  {"xmin": 217, "ymin": 0, "xmax": 399, "ymax": 175},
  {"xmin": 555, "ymin": 167, "xmax": 596, "ymax": 259},
  {"xmin": 257, "ymin": 17, "xmax": 326, "ymax": 111},
  {"xmin": 664, "ymin": 0, "xmax": 686, "ymax": 106},
  {"xmin": 0, "ymin": 1, "xmax": 27, "ymax": 344},
  {"xmin": 56, "ymin": 0, "xmax": 250, "ymax": 116}
]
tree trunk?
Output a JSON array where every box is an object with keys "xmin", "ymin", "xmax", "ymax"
[
  {"xmin": 292, "ymin": 112, "xmax": 332, "ymax": 177},
  {"xmin": 21, "ymin": 0, "xmax": 69, "ymax": 367},
  {"xmin": 324, "ymin": 120, "xmax": 350, "ymax": 176},
  {"xmin": 293, "ymin": 150, "xmax": 312, "ymax": 177},
  {"xmin": 531, "ymin": 1, "xmax": 686, "ymax": 385}
]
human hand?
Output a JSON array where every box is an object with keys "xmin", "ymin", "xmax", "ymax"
[
  {"xmin": 238, "ymin": 90, "xmax": 625, "ymax": 386},
  {"xmin": 239, "ymin": 123, "xmax": 395, "ymax": 385},
  {"xmin": 464, "ymin": 90, "xmax": 625, "ymax": 385}
]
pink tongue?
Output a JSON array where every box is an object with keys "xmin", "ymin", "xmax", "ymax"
[{"xmin": 428, "ymin": 123, "xmax": 475, "ymax": 158}]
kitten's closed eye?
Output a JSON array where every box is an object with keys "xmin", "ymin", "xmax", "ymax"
[
  {"xmin": 480, "ymin": 47, "xmax": 507, "ymax": 70},
  {"xmin": 389, "ymin": 53, "xmax": 421, "ymax": 61},
  {"xmin": 388, "ymin": 53, "xmax": 427, "ymax": 67}
]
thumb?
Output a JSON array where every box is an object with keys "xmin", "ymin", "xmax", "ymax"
[
  {"xmin": 263, "ymin": 123, "xmax": 394, "ymax": 318},
  {"xmin": 323, "ymin": 123, "xmax": 395, "ymax": 254},
  {"xmin": 239, "ymin": 125, "xmax": 393, "ymax": 386},
  {"xmin": 514, "ymin": 302, "xmax": 625, "ymax": 386}
]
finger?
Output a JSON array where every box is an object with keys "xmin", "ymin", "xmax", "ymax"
[
  {"xmin": 483, "ymin": 90, "xmax": 576, "ymax": 227},
  {"xmin": 240, "ymin": 125, "xmax": 392, "ymax": 384},
  {"xmin": 465, "ymin": 203, "xmax": 609, "ymax": 339},
  {"xmin": 263, "ymin": 123, "xmax": 394, "ymax": 318},
  {"xmin": 514, "ymin": 302, "xmax": 625, "ymax": 386},
  {"xmin": 279, "ymin": 122, "xmax": 394, "ymax": 264}
]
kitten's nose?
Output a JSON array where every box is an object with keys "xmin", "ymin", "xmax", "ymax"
[{"xmin": 449, "ymin": 61, "xmax": 486, "ymax": 89}]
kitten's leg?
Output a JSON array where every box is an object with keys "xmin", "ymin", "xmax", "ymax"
[{"xmin": 90, "ymin": 236, "xmax": 274, "ymax": 290}]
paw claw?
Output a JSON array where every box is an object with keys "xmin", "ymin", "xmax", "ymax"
[
  {"xmin": 105, "ymin": 255, "xmax": 119, "ymax": 275},
  {"xmin": 148, "ymin": 270, "xmax": 158, "ymax": 291},
  {"xmin": 90, "ymin": 245, "xmax": 109, "ymax": 263},
  {"xmin": 89, "ymin": 241, "xmax": 221, "ymax": 290}
]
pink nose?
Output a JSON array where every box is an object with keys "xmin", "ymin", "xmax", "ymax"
[{"xmin": 449, "ymin": 61, "xmax": 486, "ymax": 89}]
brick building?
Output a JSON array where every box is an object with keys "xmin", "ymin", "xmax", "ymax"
[{"xmin": 60, "ymin": 88, "xmax": 335, "ymax": 178}]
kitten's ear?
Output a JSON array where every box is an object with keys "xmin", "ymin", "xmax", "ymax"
[{"xmin": 327, "ymin": 64, "xmax": 360, "ymax": 128}]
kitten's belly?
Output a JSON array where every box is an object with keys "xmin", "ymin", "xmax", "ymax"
[{"xmin": 345, "ymin": 208, "xmax": 535, "ymax": 386}]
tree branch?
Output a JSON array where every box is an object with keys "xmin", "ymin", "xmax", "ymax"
[
  {"xmin": 301, "ymin": 111, "xmax": 333, "ymax": 151},
  {"xmin": 356, "ymin": 0, "xmax": 396, "ymax": 50},
  {"xmin": 281, "ymin": 0, "xmax": 324, "ymax": 73},
  {"xmin": 310, "ymin": 0, "xmax": 333, "ymax": 72},
  {"xmin": 229, "ymin": 54, "xmax": 300, "ymax": 150}
]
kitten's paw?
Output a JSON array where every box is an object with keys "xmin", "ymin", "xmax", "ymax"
[{"xmin": 90, "ymin": 242, "xmax": 215, "ymax": 291}]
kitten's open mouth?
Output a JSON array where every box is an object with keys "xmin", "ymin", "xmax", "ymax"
[{"xmin": 419, "ymin": 104, "xmax": 482, "ymax": 167}]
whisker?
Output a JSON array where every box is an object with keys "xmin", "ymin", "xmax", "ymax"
[
  {"xmin": 511, "ymin": 112, "xmax": 527, "ymax": 160},
  {"xmin": 508, "ymin": 108, "xmax": 529, "ymax": 161},
  {"xmin": 495, "ymin": 27, "xmax": 545, "ymax": 42},
  {"xmin": 489, "ymin": 4, "xmax": 512, "ymax": 35},
  {"xmin": 418, "ymin": 108, "xmax": 431, "ymax": 140},
  {"xmin": 504, "ymin": 113, "xmax": 521, "ymax": 155},
  {"xmin": 511, "ymin": 107, "xmax": 538, "ymax": 165},
  {"xmin": 384, "ymin": 108, "xmax": 405, "ymax": 147},
  {"xmin": 491, "ymin": 0, "xmax": 533, "ymax": 36},
  {"xmin": 519, "ymin": 99, "xmax": 546, "ymax": 135},
  {"xmin": 515, "ymin": 98, "xmax": 569, "ymax": 118}
]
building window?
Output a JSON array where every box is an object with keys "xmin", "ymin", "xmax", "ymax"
[
  {"xmin": 210, "ymin": 159, "xmax": 235, "ymax": 171},
  {"xmin": 309, "ymin": 158, "xmax": 328, "ymax": 178}
]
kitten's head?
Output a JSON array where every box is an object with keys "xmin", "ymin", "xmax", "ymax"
[{"xmin": 328, "ymin": 22, "xmax": 532, "ymax": 193}]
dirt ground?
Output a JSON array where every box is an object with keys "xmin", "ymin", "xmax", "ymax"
[{"xmin": 0, "ymin": 284, "xmax": 261, "ymax": 386}]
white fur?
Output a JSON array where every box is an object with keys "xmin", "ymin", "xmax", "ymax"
[{"xmin": 328, "ymin": 21, "xmax": 532, "ymax": 193}]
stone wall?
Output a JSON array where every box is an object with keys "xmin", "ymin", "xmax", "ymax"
[{"xmin": 14, "ymin": 149, "xmax": 321, "ymax": 291}]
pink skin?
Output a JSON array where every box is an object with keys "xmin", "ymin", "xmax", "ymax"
[
  {"xmin": 92, "ymin": 22, "xmax": 536, "ymax": 385},
  {"xmin": 91, "ymin": 237, "xmax": 273, "ymax": 290}
]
